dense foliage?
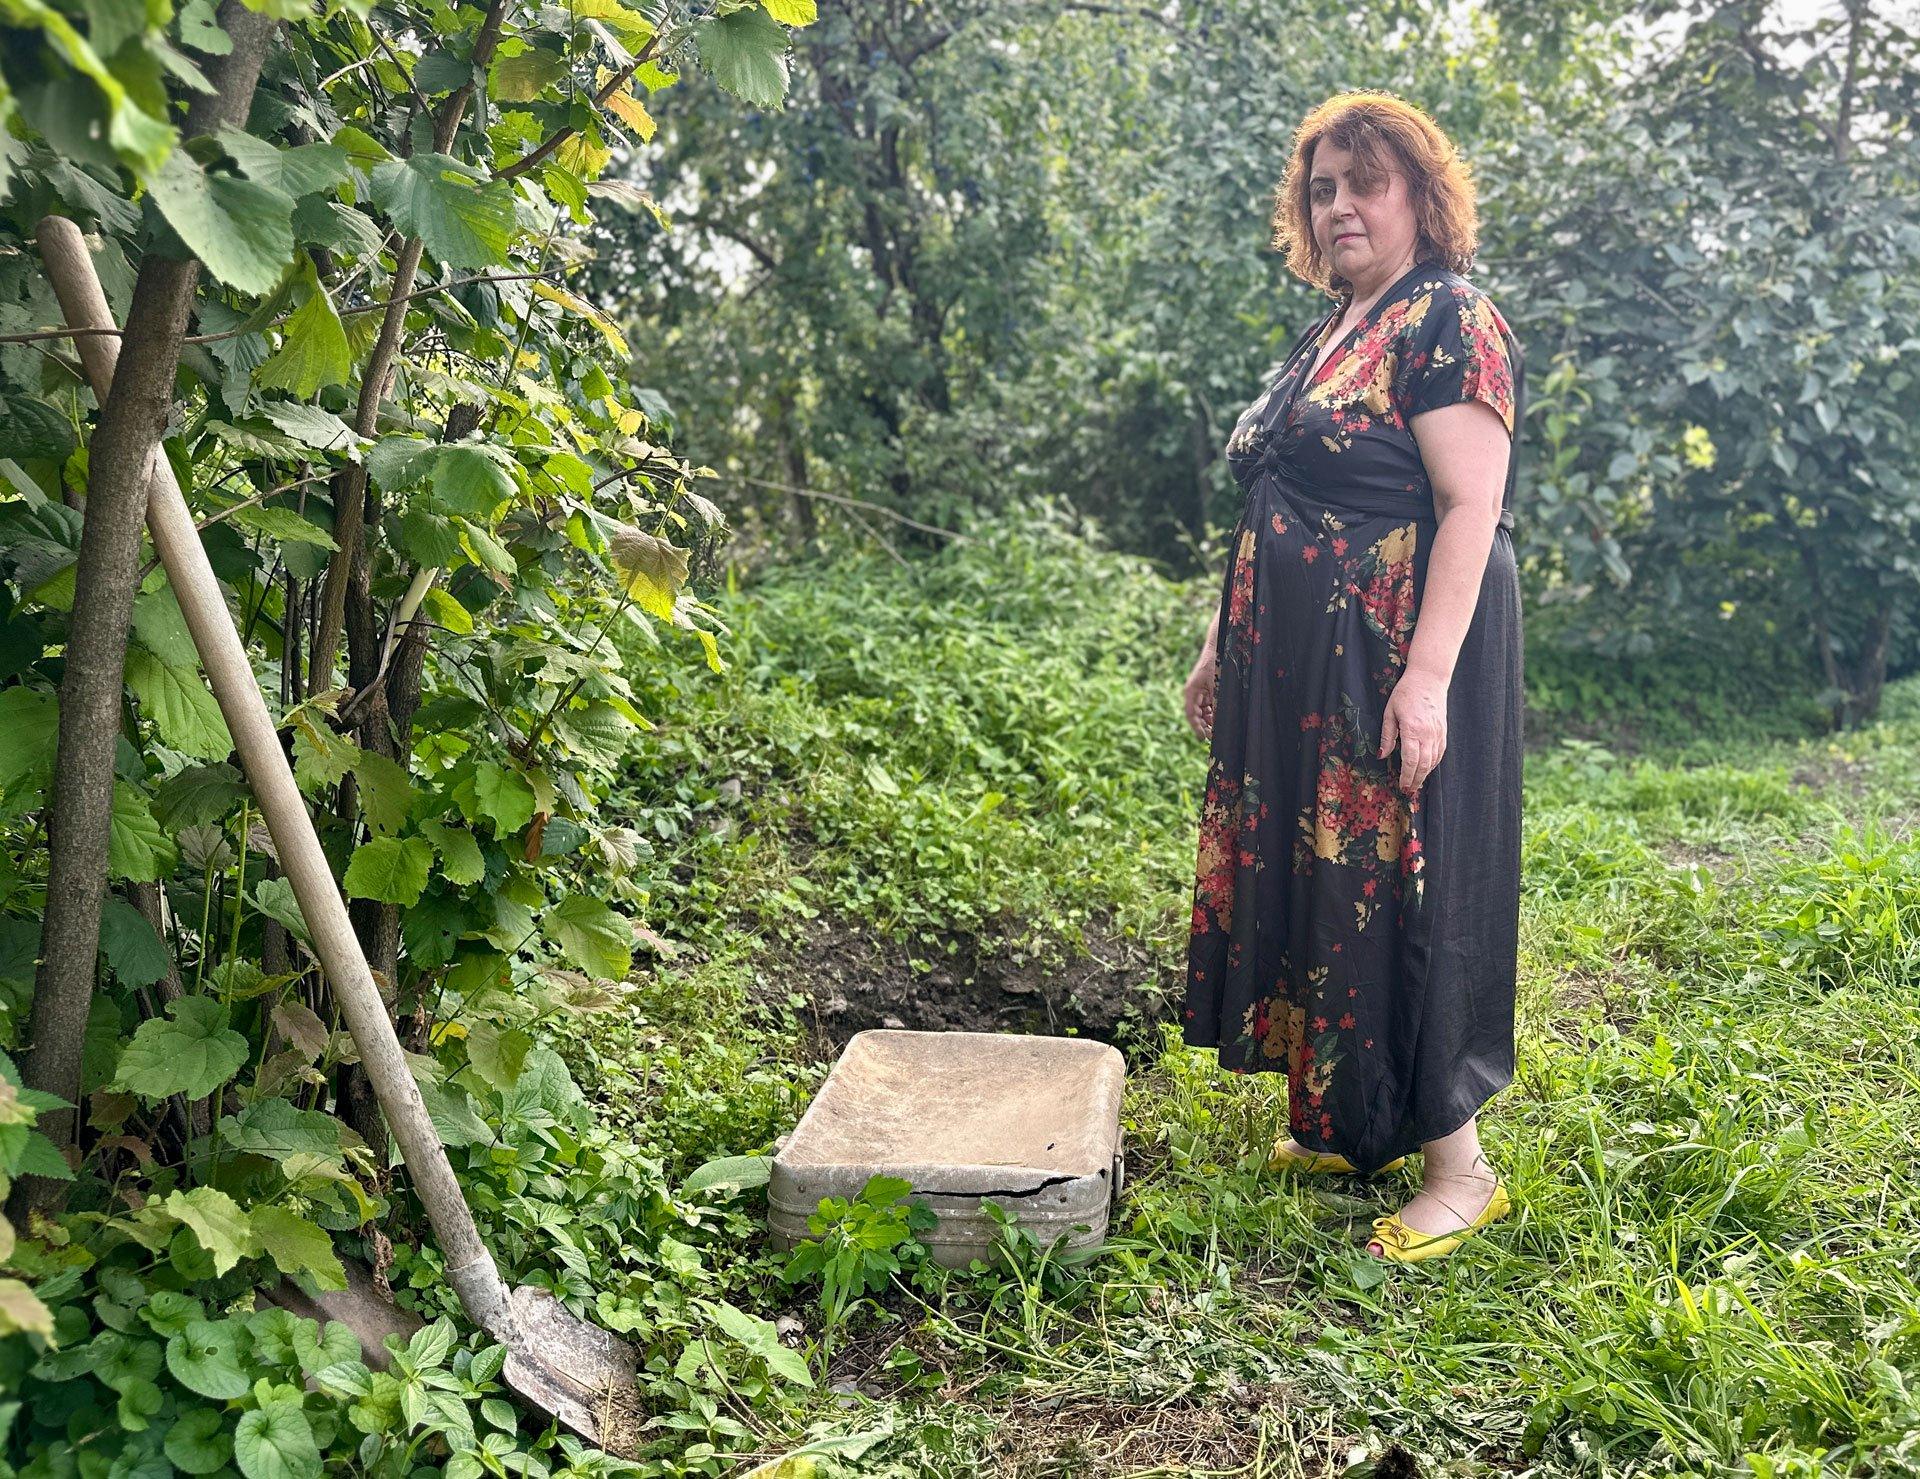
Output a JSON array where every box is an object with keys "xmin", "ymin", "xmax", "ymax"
[
  {"xmin": 0, "ymin": 0, "xmax": 821, "ymax": 1472},
  {"xmin": 617, "ymin": 0, "xmax": 1920, "ymax": 725}
]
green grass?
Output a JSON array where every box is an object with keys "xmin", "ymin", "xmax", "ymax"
[{"xmin": 575, "ymin": 504, "xmax": 1920, "ymax": 1477}]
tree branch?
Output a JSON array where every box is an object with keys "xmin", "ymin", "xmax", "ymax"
[
  {"xmin": 307, "ymin": 0, "xmax": 512, "ymax": 698},
  {"xmin": 495, "ymin": 34, "xmax": 662, "ymax": 181}
]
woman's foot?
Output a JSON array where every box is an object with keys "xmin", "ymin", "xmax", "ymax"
[
  {"xmin": 1269, "ymin": 1136, "xmax": 1406, "ymax": 1174},
  {"xmin": 1366, "ymin": 1159, "xmax": 1500, "ymax": 1257},
  {"xmin": 1366, "ymin": 1115, "xmax": 1502, "ymax": 1258}
]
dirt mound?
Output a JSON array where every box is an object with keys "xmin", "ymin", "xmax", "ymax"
[{"xmin": 757, "ymin": 908, "xmax": 1174, "ymax": 1061}]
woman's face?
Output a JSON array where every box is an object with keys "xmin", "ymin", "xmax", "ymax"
[{"xmin": 1308, "ymin": 139, "xmax": 1420, "ymax": 299}]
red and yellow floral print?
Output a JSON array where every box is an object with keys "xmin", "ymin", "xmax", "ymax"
[
  {"xmin": 1292, "ymin": 700, "xmax": 1423, "ymax": 929},
  {"xmin": 1192, "ymin": 765, "xmax": 1263, "ymax": 937}
]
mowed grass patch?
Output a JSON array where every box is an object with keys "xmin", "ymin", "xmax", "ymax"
[{"xmin": 583, "ymin": 514, "xmax": 1920, "ymax": 1476}]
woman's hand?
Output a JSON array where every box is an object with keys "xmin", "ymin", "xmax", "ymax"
[
  {"xmin": 1379, "ymin": 668, "xmax": 1448, "ymax": 793},
  {"xmin": 1184, "ymin": 649, "xmax": 1219, "ymax": 740}
]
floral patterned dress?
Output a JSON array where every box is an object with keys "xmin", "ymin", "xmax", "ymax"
[{"xmin": 1183, "ymin": 261, "xmax": 1525, "ymax": 1174}]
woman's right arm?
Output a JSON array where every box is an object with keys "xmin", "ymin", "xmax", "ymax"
[{"xmin": 1183, "ymin": 611, "xmax": 1221, "ymax": 739}]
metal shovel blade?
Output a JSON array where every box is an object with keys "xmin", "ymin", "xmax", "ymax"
[{"xmin": 502, "ymin": 1286, "xmax": 645, "ymax": 1456}]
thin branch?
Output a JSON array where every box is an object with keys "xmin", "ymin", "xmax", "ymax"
[
  {"xmin": 309, "ymin": 0, "xmax": 513, "ymax": 698},
  {"xmin": 495, "ymin": 34, "xmax": 662, "ymax": 181},
  {"xmin": 838, "ymin": 501, "xmax": 910, "ymax": 569},
  {"xmin": 721, "ymin": 471, "xmax": 968, "ymax": 542},
  {"xmin": 0, "ymin": 271, "xmax": 567, "ymax": 348},
  {"xmin": 0, "ymin": 325, "xmax": 126, "ymax": 345},
  {"xmin": 371, "ymin": 28, "xmax": 434, "ymax": 117},
  {"xmin": 318, "ymin": 54, "xmax": 382, "ymax": 90},
  {"xmin": 681, "ymin": 213, "xmax": 780, "ymax": 272}
]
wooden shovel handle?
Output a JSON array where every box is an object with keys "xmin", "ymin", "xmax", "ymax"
[{"xmin": 36, "ymin": 216, "xmax": 513, "ymax": 1338}]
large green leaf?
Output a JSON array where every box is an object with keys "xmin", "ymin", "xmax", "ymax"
[
  {"xmin": 369, "ymin": 153, "xmax": 518, "ymax": 268},
  {"xmin": 2, "ymin": 0, "xmax": 175, "ymax": 173},
  {"xmin": 218, "ymin": 1098, "xmax": 345, "ymax": 1160},
  {"xmin": 703, "ymin": 1299, "xmax": 812, "ymax": 1387},
  {"xmin": 491, "ymin": 47, "xmax": 568, "ymax": 101},
  {"xmin": 682, "ymin": 1153, "xmax": 774, "ymax": 1196},
  {"xmin": 426, "ymin": 444, "xmax": 518, "ymax": 518},
  {"xmin": 421, "ymin": 818, "xmax": 485, "ymax": 885},
  {"xmin": 163, "ymin": 1188, "xmax": 257, "ymax": 1276},
  {"xmin": 217, "ymin": 128, "xmax": 351, "ymax": 198},
  {"xmin": 694, "ymin": 7, "xmax": 792, "ymax": 110},
  {"xmin": 152, "ymin": 762, "xmax": 248, "ymax": 830},
  {"xmin": 166, "ymin": 1318, "xmax": 252, "ymax": 1399},
  {"xmin": 109, "ymin": 783, "xmax": 177, "ymax": 882},
  {"xmin": 254, "ymin": 277, "xmax": 351, "ymax": 397},
  {"xmin": 251, "ymin": 1207, "xmax": 347, "ymax": 1291},
  {"xmin": 0, "ymin": 685, "xmax": 57, "ymax": 792},
  {"xmin": 114, "ymin": 997, "xmax": 249, "ymax": 1101},
  {"xmin": 232, "ymin": 1398, "xmax": 322, "ymax": 1475},
  {"xmin": 365, "ymin": 436, "xmax": 433, "ymax": 490},
  {"xmin": 126, "ymin": 647, "xmax": 233, "ymax": 760},
  {"xmin": 148, "ymin": 149, "xmax": 296, "ymax": 295},
  {"xmin": 370, "ymin": 438, "xmax": 518, "ymax": 518},
  {"xmin": 258, "ymin": 401, "xmax": 361, "ymax": 457},
  {"xmin": 99, "ymin": 896, "xmax": 170, "ymax": 989},
  {"xmin": 0, "ymin": 393, "xmax": 74, "ymax": 459},
  {"xmin": 542, "ymin": 895, "xmax": 631, "ymax": 981},
  {"xmin": 351, "ymin": 750, "xmax": 414, "ymax": 836},
  {"xmin": 130, "ymin": 583, "xmax": 200, "ymax": 666},
  {"xmin": 342, "ymin": 835, "xmax": 433, "ymax": 906},
  {"xmin": 227, "ymin": 503, "xmax": 338, "ymax": 551},
  {"xmin": 468, "ymin": 761, "xmax": 535, "ymax": 836},
  {"xmin": 416, "ymin": 1079, "xmax": 494, "ymax": 1147},
  {"xmin": 165, "ymin": 1407, "xmax": 233, "ymax": 1475}
]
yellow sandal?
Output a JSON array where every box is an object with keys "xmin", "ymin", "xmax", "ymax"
[
  {"xmin": 1268, "ymin": 1136, "xmax": 1407, "ymax": 1175},
  {"xmin": 1366, "ymin": 1180, "xmax": 1511, "ymax": 1263}
]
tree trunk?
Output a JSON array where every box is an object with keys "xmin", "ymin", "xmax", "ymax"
[{"xmin": 12, "ymin": 4, "xmax": 279, "ymax": 1220}]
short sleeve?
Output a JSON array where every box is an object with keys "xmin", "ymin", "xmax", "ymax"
[{"xmin": 1400, "ymin": 282, "xmax": 1517, "ymax": 435}]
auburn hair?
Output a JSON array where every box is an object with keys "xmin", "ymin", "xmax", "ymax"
[{"xmin": 1271, "ymin": 91, "xmax": 1480, "ymax": 300}]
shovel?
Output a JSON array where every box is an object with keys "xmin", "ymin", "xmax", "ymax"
[{"xmin": 37, "ymin": 216, "xmax": 643, "ymax": 1454}]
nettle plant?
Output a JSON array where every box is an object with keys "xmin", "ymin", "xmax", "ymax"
[{"xmin": 0, "ymin": 0, "xmax": 814, "ymax": 1469}]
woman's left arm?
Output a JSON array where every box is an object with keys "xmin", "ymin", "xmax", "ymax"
[{"xmin": 1377, "ymin": 398, "xmax": 1512, "ymax": 794}]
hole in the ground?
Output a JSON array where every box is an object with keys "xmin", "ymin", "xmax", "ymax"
[{"xmin": 757, "ymin": 907, "xmax": 1174, "ymax": 1058}]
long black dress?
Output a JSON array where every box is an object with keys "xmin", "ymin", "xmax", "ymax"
[{"xmin": 1182, "ymin": 260, "xmax": 1525, "ymax": 1176}]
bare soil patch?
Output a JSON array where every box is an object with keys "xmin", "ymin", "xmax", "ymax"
[{"xmin": 756, "ymin": 907, "xmax": 1173, "ymax": 1061}]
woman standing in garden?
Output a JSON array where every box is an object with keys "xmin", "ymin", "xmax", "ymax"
[{"xmin": 1180, "ymin": 91, "xmax": 1525, "ymax": 1263}]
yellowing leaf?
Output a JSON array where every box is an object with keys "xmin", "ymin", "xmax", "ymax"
[
  {"xmin": 531, "ymin": 280, "xmax": 629, "ymax": 357},
  {"xmin": 762, "ymin": 0, "xmax": 817, "ymax": 24},
  {"xmin": 163, "ymin": 1187, "xmax": 258, "ymax": 1276},
  {"xmin": 493, "ymin": 48, "xmax": 568, "ymax": 101},
  {"xmin": 0, "ymin": 1278, "xmax": 53, "ymax": 1340},
  {"xmin": 569, "ymin": 0, "xmax": 654, "ymax": 36},
  {"xmin": 553, "ymin": 133, "xmax": 611, "ymax": 179},
  {"xmin": 601, "ymin": 84, "xmax": 657, "ymax": 142},
  {"xmin": 252, "ymin": 1206, "xmax": 347, "ymax": 1290},
  {"xmin": 607, "ymin": 524, "xmax": 689, "ymax": 620}
]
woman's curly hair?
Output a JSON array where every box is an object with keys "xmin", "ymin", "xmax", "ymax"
[{"xmin": 1272, "ymin": 91, "xmax": 1480, "ymax": 301}]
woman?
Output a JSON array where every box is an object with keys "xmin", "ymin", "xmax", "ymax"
[{"xmin": 1180, "ymin": 91, "xmax": 1524, "ymax": 1263}]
